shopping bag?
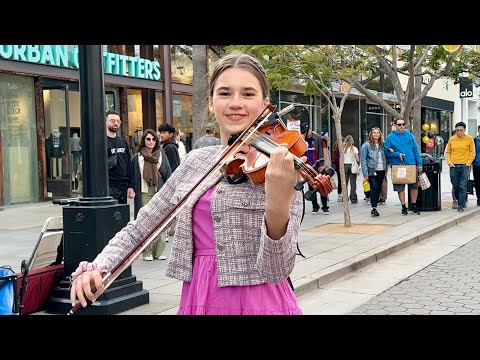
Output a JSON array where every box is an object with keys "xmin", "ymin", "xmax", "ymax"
[
  {"xmin": 351, "ymin": 161, "xmax": 360, "ymax": 175},
  {"xmin": 330, "ymin": 176, "xmax": 337, "ymax": 189},
  {"xmin": 467, "ymin": 179, "xmax": 474, "ymax": 195},
  {"xmin": 391, "ymin": 164, "xmax": 417, "ymax": 184},
  {"xmin": 362, "ymin": 179, "xmax": 370, "ymax": 192},
  {"xmin": 418, "ymin": 172, "xmax": 431, "ymax": 190}
]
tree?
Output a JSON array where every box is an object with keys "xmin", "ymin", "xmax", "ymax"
[
  {"xmin": 349, "ymin": 45, "xmax": 480, "ymax": 146},
  {"xmin": 225, "ymin": 45, "xmax": 373, "ymax": 227},
  {"xmin": 192, "ymin": 45, "xmax": 208, "ymax": 146}
]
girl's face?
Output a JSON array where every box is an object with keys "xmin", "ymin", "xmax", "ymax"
[
  {"xmin": 372, "ymin": 129, "xmax": 381, "ymax": 139},
  {"xmin": 208, "ymin": 67, "xmax": 269, "ymax": 145}
]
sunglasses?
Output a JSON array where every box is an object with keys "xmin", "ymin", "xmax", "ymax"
[
  {"xmin": 396, "ymin": 123, "xmax": 406, "ymax": 126},
  {"xmin": 145, "ymin": 137, "xmax": 157, "ymax": 142}
]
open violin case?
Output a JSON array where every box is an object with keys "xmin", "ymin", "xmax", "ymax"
[{"xmin": 0, "ymin": 216, "xmax": 65, "ymax": 315}]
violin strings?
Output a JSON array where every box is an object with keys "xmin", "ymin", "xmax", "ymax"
[{"xmin": 251, "ymin": 135, "xmax": 317, "ymax": 179}]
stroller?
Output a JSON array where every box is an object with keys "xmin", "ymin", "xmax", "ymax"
[{"xmin": 0, "ymin": 216, "xmax": 64, "ymax": 315}]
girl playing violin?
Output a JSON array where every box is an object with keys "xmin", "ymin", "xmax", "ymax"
[{"xmin": 70, "ymin": 52, "xmax": 303, "ymax": 315}]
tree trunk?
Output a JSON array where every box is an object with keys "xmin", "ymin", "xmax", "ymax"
[
  {"xmin": 192, "ymin": 45, "xmax": 208, "ymax": 146},
  {"xmin": 412, "ymin": 74, "xmax": 422, "ymax": 151},
  {"xmin": 332, "ymin": 111, "xmax": 351, "ymax": 227}
]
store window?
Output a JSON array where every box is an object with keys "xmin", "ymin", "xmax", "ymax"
[
  {"xmin": 127, "ymin": 89, "xmax": 143, "ymax": 150},
  {"xmin": 172, "ymin": 93, "xmax": 193, "ymax": 151},
  {"xmin": 0, "ymin": 74, "xmax": 39, "ymax": 204},
  {"xmin": 278, "ymin": 91, "xmax": 325, "ymax": 133}
]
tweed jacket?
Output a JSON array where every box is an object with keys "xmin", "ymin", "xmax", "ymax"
[{"xmin": 73, "ymin": 145, "xmax": 304, "ymax": 287}]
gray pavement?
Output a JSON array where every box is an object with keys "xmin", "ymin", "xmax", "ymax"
[
  {"xmin": 297, "ymin": 214, "xmax": 480, "ymax": 314},
  {"xmin": 349, "ymin": 227, "xmax": 480, "ymax": 315},
  {"xmin": 1, "ymin": 159, "xmax": 479, "ymax": 315}
]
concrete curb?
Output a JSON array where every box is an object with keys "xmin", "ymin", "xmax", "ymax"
[{"xmin": 293, "ymin": 207, "xmax": 480, "ymax": 296}]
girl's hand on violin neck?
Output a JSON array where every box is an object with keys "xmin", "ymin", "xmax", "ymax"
[{"xmin": 265, "ymin": 146, "xmax": 296, "ymax": 202}]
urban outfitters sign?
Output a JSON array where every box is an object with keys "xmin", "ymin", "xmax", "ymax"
[{"xmin": 0, "ymin": 45, "xmax": 161, "ymax": 81}]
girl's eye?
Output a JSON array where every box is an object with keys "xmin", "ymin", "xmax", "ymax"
[{"xmin": 218, "ymin": 91, "xmax": 230, "ymax": 96}]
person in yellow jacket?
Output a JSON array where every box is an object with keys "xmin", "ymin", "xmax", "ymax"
[{"xmin": 446, "ymin": 121, "xmax": 475, "ymax": 212}]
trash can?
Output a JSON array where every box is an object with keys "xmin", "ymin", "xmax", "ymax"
[{"xmin": 410, "ymin": 154, "xmax": 441, "ymax": 211}]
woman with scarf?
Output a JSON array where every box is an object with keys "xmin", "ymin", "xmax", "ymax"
[{"xmin": 132, "ymin": 129, "xmax": 172, "ymax": 261}]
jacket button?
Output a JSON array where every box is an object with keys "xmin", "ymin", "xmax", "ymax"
[
  {"xmin": 213, "ymin": 215, "xmax": 221, "ymax": 222},
  {"xmin": 217, "ymin": 243, "xmax": 224, "ymax": 251},
  {"xmin": 241, "ymin": 199, "xmax": 250, "ymax": 207}
]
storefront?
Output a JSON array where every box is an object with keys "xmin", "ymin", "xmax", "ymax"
[
  {"xmin": 0, "ymin": 45, "xmax": 174, "ymax": 205},
  {"xmin": 421, "ymin": 96, "xmax": 454, "ymax": 158}
]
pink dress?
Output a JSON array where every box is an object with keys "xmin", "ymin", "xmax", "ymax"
[{"xmin": 177, "ymin": 187, "xmax": 302, "ymax": 315}]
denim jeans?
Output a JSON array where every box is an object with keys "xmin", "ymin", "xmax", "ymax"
[{"xmin": 450, "ymin": 164, "xmax": 469, "ymax": 208}]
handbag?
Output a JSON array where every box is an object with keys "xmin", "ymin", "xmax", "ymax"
[
  {"xmin": 16, "ymin": 263, "xmax": 64, "ymax": 315},
  {"xmin": 391, "ymin": 163, "xmax": 417, "ymax": 184},
  {"xmin": 351, "ymin": 161, "xmax": 360, "ymax": 175},
  {"xmin": 418, "ymin": 172, "xmax": 431, "ymax": 190}
]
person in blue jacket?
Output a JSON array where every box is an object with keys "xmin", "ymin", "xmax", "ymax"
[{"xmin": 384, "ymin": 118, "xmax": 423, "ymax": 215}]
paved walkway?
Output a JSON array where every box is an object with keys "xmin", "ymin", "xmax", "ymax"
[{"xmin": 1, "ymin": 160, "xmax": 479, "ymax": 315}]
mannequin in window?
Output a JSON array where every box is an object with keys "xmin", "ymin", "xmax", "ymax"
[
  {"xmin": 46, "ymin": 128, "xmax": 64, "ymax": 179},
  {"xmin": 70, "ymin": 132, "xmax": 81, "ymax": 189}
]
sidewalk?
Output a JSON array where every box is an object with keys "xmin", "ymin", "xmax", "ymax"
[{"xmin": 1, "ymin": 160, "xmax": 479, "ymax": 315}]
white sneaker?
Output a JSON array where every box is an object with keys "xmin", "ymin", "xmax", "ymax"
[
  {"xmin": 312, "ymin": 210, "xmax": 319, "ymax": 215},
  {"xmin": 323, "ymin": 209, "xmax": 330, "ymax": 215},
  {"xmin": 143, "ymin": 255, "xmax": 153, "ymax": 261},
  {"xmin": 155, "ymin": 255, "xmax": 167, "ymax": 260},
  {"xmin": 337, "ymin": 195, "xmax": 343, "ymax": 202}
]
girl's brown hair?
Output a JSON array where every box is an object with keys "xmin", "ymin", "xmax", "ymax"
[{"xmin": 208, "ymin": 52, "xmax": 269, "ymax": 99}]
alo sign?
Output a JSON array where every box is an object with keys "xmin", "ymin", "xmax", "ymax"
[
  {"xmin": 0, "ymin": 45, "xmax": 161, "ymax": 81},
  {"xmin": 459, "ymin": 78, "xmax": 473, "ymax": 98}
]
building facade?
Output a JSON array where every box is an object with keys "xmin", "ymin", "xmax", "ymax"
[{"xmin": 0, "ymin": 45, "xmax": 213, "ymax": 205}]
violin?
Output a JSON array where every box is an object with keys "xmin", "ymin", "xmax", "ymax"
[
  {"xmin": 222, "ymin": 104, "xmax": 333, "ymax": 197},
  {"xmin": 67, "ymin": 103, "xmax": 332, "ymax": 315}
]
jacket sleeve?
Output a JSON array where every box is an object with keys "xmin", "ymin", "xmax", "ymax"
[
  {"xmin": 127, "ymin": 143, "xmax": 135, "ymax": 189},
  {"xmin": 256, "ymin": 190, "xmax": 303, "ymax": 283},
  {"xmin": 467, "ymin": 137, "xmax": 476, "ymax": 166},
  {"xmin": 384, "ymin": 135, "xmax": 399, "ymax": 159},
  {"xmin": 360, "ymin": 143, "xmax": 368, "ymax": 178},
  {"xmin": 161, "ymin": 153, "xmax": 173, "ymax": 182},
  {"xmin": 76, "ymin": 157, "xmax": 189, "ymax": 277},
  {"xmin": 165, "ymin": 145, "xmax": 180, "ymax": 173},
  {"xmin": 445, "ymin": 139, "xmax": 452, "ymax": 166}
]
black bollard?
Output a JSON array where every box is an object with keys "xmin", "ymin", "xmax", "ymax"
[{"xmin": 47, "ymin": 45, "xmax": 148, "ymax": 315}]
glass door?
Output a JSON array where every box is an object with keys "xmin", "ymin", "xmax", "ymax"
[
  {"xmin": 43, "ymin": 85, "xmax": 74, "ymax": 199},
  {"xmin": 0, "ymin": 73, "xmax": 39, "ymax": 205}
]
